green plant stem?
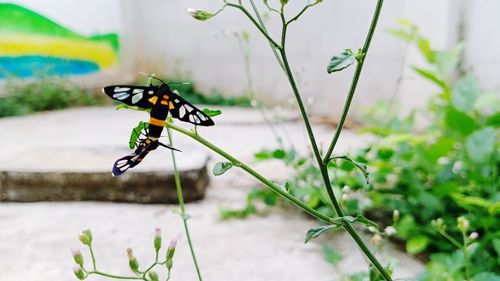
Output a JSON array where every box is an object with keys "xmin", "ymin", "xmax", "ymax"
[
  {"xmin": 461, "ymin": 232, "xmax": 472, "ymax": 281},
  {"xmin": 248, "ymin": 0, "xmax": 286, "ymax": 71},
  {"xmin": 436, "ymin": 229, "xmax": 462, "ymax": 249},
  {"xmin": 166, "ymin": 123, "xmax": 331, "ymax": 223},
  {"xmin": 87, "ymin": 271, "xmax": 143, "ymax": 280},
  {"xmin": 166, "ymin": 127, "xmax": 203, "ymax": 281},
  {"xmin": 278, "ymin": 28, "xmax": 392, "ymax": 281},
  {"xmin": 323, "ymin": 0, "xmax": 385, "ymax": 162},
  {"xmin": 88, "ymin": 245, "xmax": 97, "ymax": 270},
  {"xmin": 242, "ymin": 1, "xmax": 390, "ymax": 279}
]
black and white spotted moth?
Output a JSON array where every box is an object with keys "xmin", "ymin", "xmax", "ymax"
[{"xmin": 103, "ymin": 78, "xmax": 214, "ymax": 176}]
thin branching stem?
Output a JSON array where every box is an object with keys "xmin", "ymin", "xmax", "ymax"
[
  {"xmin": 228, "ymin": 1, "xmax": 391, "ymax": 279},
  {"xmin": 323, "ymin": 0, "xmax": 385, "ymax": 162},
  {"xmin": 87, "ymin": 271, "xmax": 144, "ymax": 280},
  {"xmin": 166, "ymin": 122, "xmax": 332, "ymax": 223},
  {"xmin": 166, "ymin": 127, "xmax": 203, "ymax": 281}
]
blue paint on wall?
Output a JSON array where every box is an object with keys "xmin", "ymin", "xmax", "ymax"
[{"xmin": 0, "ymin": 56, "xmax": 99, "ymax": 78}]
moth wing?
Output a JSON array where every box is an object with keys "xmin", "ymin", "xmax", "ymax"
[
  {"xmin": 103, "ymin": 85, "xmax": 156, "ymax": 109},
  {"xmin": 168, "ymin": 91, "xmax": 215, "ymax": 126},
  {"xmin": 111, "ymin": 148, "xmax": 151, "ymax": 177}
]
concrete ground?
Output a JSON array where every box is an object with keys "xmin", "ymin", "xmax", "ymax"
[{"xmin": 0, "ymin": 106, "xmax": 424, "ymax": 281}]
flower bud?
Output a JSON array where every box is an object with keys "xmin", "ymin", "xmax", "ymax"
[
  {"xmin": 149, "ymin": 271, "xmax": 159, "ymax": 281},
  {"xmin": 154, "ymin": 227, "xmax": 162, "ymax": 252},
  {"xmin": 469, "ymin": 232, "xmax": 479, "ymax": 240},
  {"xmin": 392, "ymin": 210, "xmax": 400, "ymax": 223},
  {"xmin": 127, "ymin": 248, "xmax": 140, "ymax": 273},
  {"xmin": 371, "ymin": 234, "xmax": 383, "ymax": 246},
  {"xmin": 431, "ymin": 218, "xmax": 446, "ymax": 231},
  {"xmin": 166, "ymin": 239, "xmax": 177, "ymax": 262},
  {"xmin": 72, "ymin": 248, "xmax": 84, "ymax": 266},
  {"xmin": 457, "ymin": 216, "xmax": 469, "ymax": 233},
  {"xmin": 79, "ymin": 229, "xmax": 93, "ymax": 245},
  {"xmin": 384, "ymin": 226, "xmax": 397, "ymax": 236},
  {"xmin": 166, "ymin": 259, "xmax": 173, "ymax": 270},
  {"xmin": 73, "ymin": 265, "xmax": 86, "ymax": 280},
  {"xmin": 187, "ymin": 8, "xmax": 214, "ymax": 21}
]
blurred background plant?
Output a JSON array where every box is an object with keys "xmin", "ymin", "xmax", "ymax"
[
  {"xmin": 220, "ymin": 21, "xmax": 500, "ymax": 280},
  {"xmin": 0, "ymin": 75, "xmax": 106, "ymax": 117}
]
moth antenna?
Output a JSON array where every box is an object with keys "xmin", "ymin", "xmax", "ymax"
[{"xmin": 166, "ymin": 82, "xmax": 191, "ymax": 86}]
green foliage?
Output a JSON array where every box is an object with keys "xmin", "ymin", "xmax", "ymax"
[
  {"xmin": 223, "ymin": 20, "xmax": 499, "ymax": 279},
  {"xmin": 0, "ymin": 77, "xmax": 105, "ymax": 118},
  {"xmin": 327, "ymin": 49, "xmax": 356, "ymax": 73},
  {"xmin": 358, "ymin": 22, "xmax": 500, "ymax": 278}
]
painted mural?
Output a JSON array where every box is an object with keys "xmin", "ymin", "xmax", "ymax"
[{"xmin": 0, "ymin": 3, "xmax": 120, "ymax": 79}]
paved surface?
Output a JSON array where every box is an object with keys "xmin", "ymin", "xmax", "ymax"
[{"xmin": 0, "ymin": 106, "xmax": 424, "ymax": 280}]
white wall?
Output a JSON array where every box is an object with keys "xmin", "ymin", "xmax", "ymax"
[
  {"xmin": 120, "ymin": 0, "xmax": 485, "ymax": 118},
  {"xmin": 8, "ymin": 0, "xmax": 122, "ymax": 36}
]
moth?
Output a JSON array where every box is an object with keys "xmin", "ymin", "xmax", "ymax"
[{"xmin": 103, "ymin": 77, "xmax": 215, "ymax": 176}]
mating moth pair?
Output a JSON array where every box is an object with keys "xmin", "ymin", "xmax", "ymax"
[{"xmin": 103, "ymin": 78, "xmax": 214, "ymax": 176}]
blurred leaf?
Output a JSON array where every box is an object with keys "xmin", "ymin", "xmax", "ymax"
[
  {"xmin": 213, "ymin": 162, "xmax": 233, "ymax": 176},
  {"xmin": 465, "ymin": 127, "xmax": 496, "ymax": 163},
  {"xmin": 444, "ymin": 107, "xmax": 477, "ymax": 136},
  {"xmin": 412, "ymin": 67, "xmax": 448, "ymax": 91},
  {"xmin": 406, "ymin": 235, "xmax": 429, "ymax": 254},
  {"xmin": 202, "ymin": 108, "xmax": 222, "ymax": 117},
  {"xmin": 323, "ymin": 245, "xmax": 342, "ymax": 266},
  {"xmin": 452, "ymin": 76, "xmax": 481, "ymax": 112},
  {"xmin": 327, "ymin": 49, "xmax": 356, "ymax": 73},
  {"xmin": 473, "ymin": 272, "xmax": 500, "ymax": 281},
  {"xmin": 486, "ymin": 112, "xmax": 500, "ymax": 127}
]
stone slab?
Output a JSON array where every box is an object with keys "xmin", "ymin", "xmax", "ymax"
[{"xmin": 0, "ymin": 107, "xmax": 210, "ymax": 203}]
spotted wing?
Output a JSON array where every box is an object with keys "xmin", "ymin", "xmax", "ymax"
[
  {"xmin": 168, "ymin": 91, "xmax": 215, "ymax": 126},
  {"xmin": 103, "ymin": 85, "xmax": 156, "ymax": 109},
  {"xmin": 112, "ymin": 148, "xmax": 151, "ymax": 177}
]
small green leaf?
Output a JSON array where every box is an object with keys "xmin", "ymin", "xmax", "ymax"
[
  {"xmin": 305, "ymin": 224, "xmax": 339, "ymax": 243},
  {"xmin": 465, "ymin": 127, "xmax": 496, "ymax": 163},
  {"xmin": 327, "ymin": 49, "xmax": 356, "ymax": 73},
  {"xmin": 406, "ymin": 235, "xmax": 429, "ymax": 254},
  {"xmin": 202, "ymin": 108, "xmax": 222, "ymax": 117},
  {"xmin": 329, "ymin": 155, "xmax": 369, "ymax": 184},
  {"xmin": 129, "ymin": 121, "xmax": 149, "ymax": 149},
  {"xmin": 444, "ymin": 107, "xmax": 477, "ymax": 136},
  {"xmin": 213, "ymin": 162, "xmax": 233, "ymax": 176},
  {"xmin": 452, "ymin": 76, "xmax": 481, "ymax": 112}
]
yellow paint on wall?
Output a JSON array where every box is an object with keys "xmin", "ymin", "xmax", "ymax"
[{"xmin": 0, "ymin": 34, "xmax": 118, "ymax": 68}]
